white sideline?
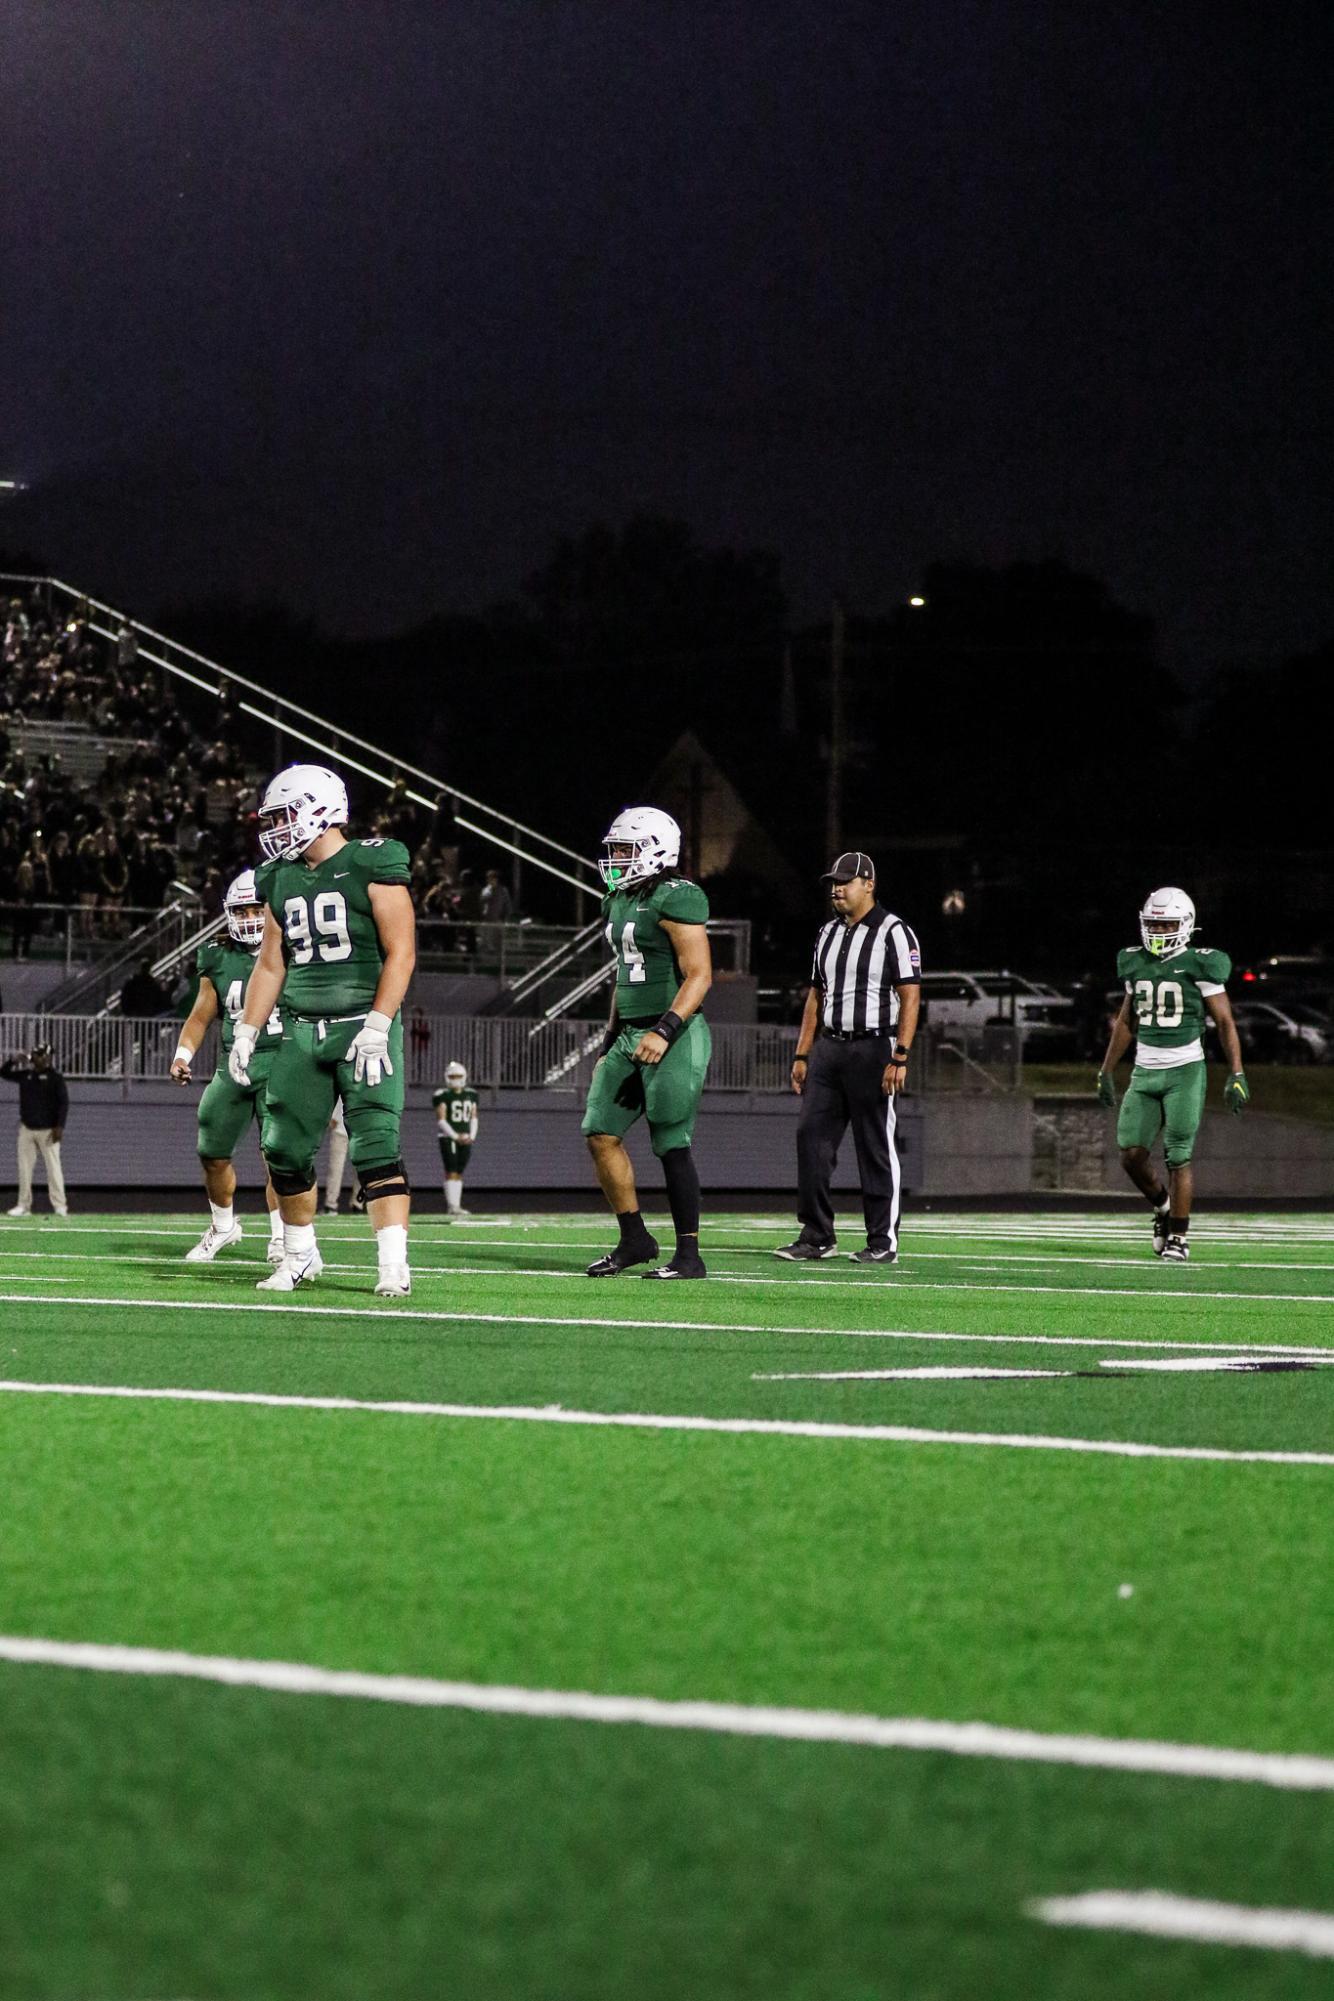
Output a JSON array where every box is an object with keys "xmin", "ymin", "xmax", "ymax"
[
  {"xmin": 2, "ymin": 1290, "xmax": 1333, "ymax": 1360},
  {"xmin": 2, "ymin": 1378, "xmax": 1332, "ymax": 1468},
  {"xmin": 1030, "ymin": 1889, "xmax": 1334, "ymax": 1958},
  {"xmin": 2, "ymin": 1635, "xmax": 1333, "ymax": 1793}
]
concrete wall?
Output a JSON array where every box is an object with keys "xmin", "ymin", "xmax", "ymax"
[
  {"xmin": 5, "ymin": 1084, "xmax": 1326, "ymax": 1201},
  {"xmin": 1033, "ymin": 1095, "xmax": 1334, "ymax": 1200}
]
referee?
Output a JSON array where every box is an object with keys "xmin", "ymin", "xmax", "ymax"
[{"xmin": 775, "ymin": 851, "xmax": 921, "ymax": 1265}]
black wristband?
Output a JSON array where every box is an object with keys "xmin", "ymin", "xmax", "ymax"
[
  {"xmin": 792, "ymin": 1052, "xmax": 809, "ymax": 1065},
  {"xmin": 893, "ymin": 1045, "xmax": 910, "ymax": 1059},
  {"xmin": 652, "ymin": 1010, "xmax": 685, "ymax": 1046}
]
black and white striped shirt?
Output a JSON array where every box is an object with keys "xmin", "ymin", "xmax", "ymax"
[{"xmin": 811, "ymin": 906, "xmax": 921, "ymax": 1033}]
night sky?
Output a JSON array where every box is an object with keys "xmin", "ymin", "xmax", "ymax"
[{"xmin": 4, "ymin": 0, "xmax": 1330, "ymax": 671}]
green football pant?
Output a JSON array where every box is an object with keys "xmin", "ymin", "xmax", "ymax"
[
  {"xmin": 439, "ymin": 1137, "xmax": 472, "ymax": 1174},
  {"xmin": 196, "ymin": 1056, "xmax": 275, "ymax": 1160},
  {"xmin": 1116, "ymin": 1060, "xmax": 1208, "ymax": 1169},
  {"xmin": 582, "ymin": 1015, "xmax": 711, "ymax": 1157},
  {"xmin": 261, "ymin": 1014, "xmax": 406, "ymax": 1185}
]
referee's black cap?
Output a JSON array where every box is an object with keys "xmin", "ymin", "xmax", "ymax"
[{"xmin": 821, "ymin": 850, "xmax": 875, "ymax": 883}]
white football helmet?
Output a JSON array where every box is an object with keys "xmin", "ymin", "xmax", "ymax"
[
  {"xmin": 444, "ymin": 1061, "xmax": 468, "ymax": 1087},
  {"xmin": 224, "ymin": 868, "xmax": 266, "ymax": 949},
  {"xmin": 257, "ymin": 763, "xmax": 349, "ymax": 862},
  {"xmin": 1140, "ymin": 886, "xmax": 1196, "ymax": 959},
  {"xmin": 598, "ymin": 806, "xmax": 681, "ymax": 888}
]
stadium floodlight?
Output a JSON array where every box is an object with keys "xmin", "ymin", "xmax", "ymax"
[
  {"xmin": 0, "ymin": 478, "xmax": 27, "ymax": 493},
  {"xmin": 908, "ymin": 595, "xmax": 926, "ymax": 607}
]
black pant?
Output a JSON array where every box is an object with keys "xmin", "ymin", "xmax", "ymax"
[{"xmin": 796, "ymin": 1036, "xmax": 903, "ymax": 1250}]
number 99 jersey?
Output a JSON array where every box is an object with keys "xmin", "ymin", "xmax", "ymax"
[
  {"xmin": 1116, "ymin": 943, "xmax": 1232, "ymax": 1068},
  {"xmin": 256, "ymin": 838, "xmax": 412, "ymax": 1017},
  {"xmin": 602, "ymin": 874, "xmax": 710, "ymax": 1017}
]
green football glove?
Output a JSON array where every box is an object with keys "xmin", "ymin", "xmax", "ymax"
[
  {"xmin": 1224, "ymin": 1071, "xmax": 1250, "ymax": 1115},
  {"xmin": 1095, "ymin": 1070, "xmax": 1116, "ymax": 1108}
]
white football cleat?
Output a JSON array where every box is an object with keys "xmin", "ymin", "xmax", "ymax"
[
  {"xmin": 265, "ymin": 1236, "xmax": 286, "ymax": 1266},
  {"xmin": 256, "ymin": 1249, "xmax": 324, "ymax": 1292},
  {"xmin": 374, "ymin": 1263, "xmax": 412, "ymax": 1297},
  {"xmin": 6, "ymin": 1205, "xmax": 31, "ymax": 1218},
  {"xmin": 185, "ymin": 1222, "xmax": 244, "ymax": 1263}
]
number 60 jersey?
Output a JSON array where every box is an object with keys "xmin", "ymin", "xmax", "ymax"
[
  {"xmin": 256, "ymin": 837, "xmax": 412, "ymax": 1018},
  {"xmin": 1117, "ymin": 942, "xmax": 1232, "ymax": 1068},
  {"xmin": 602, "ymin": 873, "xmax": 710, "ymax": 1016}
]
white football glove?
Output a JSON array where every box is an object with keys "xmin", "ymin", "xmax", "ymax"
[
  {"xmin": 347, "ymin": 1010, "xmax": 394, "ymax": 1087},
  {"xmin": 229, "ymin": 1021, "xmax": 259, "ymax": 1086}
]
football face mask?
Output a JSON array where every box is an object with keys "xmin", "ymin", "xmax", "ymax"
[
  {"xmin": 444, "ymin": 1062, "xmax": 468, "ymax": 1088},
  {"xmin": 224, "ymin": 868, "xmax": 267, "ymax": 949},
  {"xmin": 598, "ymin": 806, "xmax": 681, "ymax": 888},
  {"xmin": 258, "ymin": 764, "xmax": 349, "ymax": 863},
  {"xmin": 1139, "ymin": 887, "xmax": 1196, "ymax": 958}
]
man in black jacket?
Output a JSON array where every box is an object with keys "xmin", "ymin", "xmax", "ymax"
[{"xmin": 2, "ymin": 1042, "xmax": 70, "ymax": 1216}]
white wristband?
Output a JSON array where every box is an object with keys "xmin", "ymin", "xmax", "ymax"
[
  {"xmin": 365, "ymin": 1010, "xmax": 393, "ymax": 1035},
  {"xmin": 172, "ymin": 1044, "xmax": 193, "ymax": 1068}
]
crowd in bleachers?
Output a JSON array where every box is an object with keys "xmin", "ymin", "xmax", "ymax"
[
  {"xmin": 1, "ymin": 587, "xmax": 517, "ymax": 961},
  {"xmin": 1, "ymin": 588, "xmax": 256, "ymax": 957}
]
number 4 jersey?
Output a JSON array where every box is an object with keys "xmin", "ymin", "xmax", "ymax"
[
  {"xmin": 195, "ymin": 940, "xmax": 283, "ymax": 1054},
  {"xmin": 256, "ymin": 838, "xmax": 412, "ymax": 1017},
  {"xmin": 1117, "ymin": 945, "xmax": 1232, "ymax": 1069},
  {"xmin": 602, "ymin": 875, "xmax": 710, "ymax": 1018}
]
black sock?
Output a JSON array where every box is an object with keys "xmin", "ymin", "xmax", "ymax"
[
  {"xmin": 660, "ymin": 1146, "xmax": 701, "ymax": 1255},
  {"xmin": 1151, "ymin": 1185, "xmax": 1169, "ymax": 1211},
  {"xmin": 1169, "ymin": 1215, "xmax": 1189, "ymax": 1235},
  {"xmin": 617, "ymin": 1208, "xmax": 652, "ymax": 1245}
]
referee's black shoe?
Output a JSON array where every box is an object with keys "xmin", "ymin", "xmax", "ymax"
[
  {"xmin": 849, "ymin": 1246, "xmax": 898, "ymax": 1265},
  {"xmin": 774, "ymin": 1238, "xmax": 838, "ymax": 1261},
  {"xmin": 586, "ymin": 1234, "xmax": 660, "ymax": 1277}
]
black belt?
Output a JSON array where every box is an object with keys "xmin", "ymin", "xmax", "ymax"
[{"xmin": 822, "ymin": 1027, "xmax": 890, "ymax": 1042}]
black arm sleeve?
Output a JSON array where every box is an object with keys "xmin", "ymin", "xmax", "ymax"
[{"xmin": 55, "ymin": 1076, "xmax": 70, "ymax": 1126}]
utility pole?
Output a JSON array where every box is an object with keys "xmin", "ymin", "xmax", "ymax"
[{"xmin": 825, "ymin": 596, "xmax": 846, "ymax": 858}]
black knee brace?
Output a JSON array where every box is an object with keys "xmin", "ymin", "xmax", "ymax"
[
  {"xmin": 360, "ymin": 1159, "xmax": 411, "ymax": 1203},
  {"xmin": 268, "ymin": 1164, "xmax": 318, "ymax": 1197}
]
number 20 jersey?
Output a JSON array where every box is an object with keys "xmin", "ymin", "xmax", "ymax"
[
  {"xmin": 256, "ymin": 838, "xmax": 411, "ymax": 1018},
  {"xmin": 1117, "ymin": 944, "xmax": 1231, "ymax": 1069},
  {"xmin": 602, "ymin": 875, "xmax": 710, "ymax": 1018}
]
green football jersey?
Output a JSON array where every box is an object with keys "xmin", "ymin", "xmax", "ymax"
[
  {"xmin": 602, "ymin": 875, "xmax": 710, "ymax": 1018},
  {"xmin": 196, "ymin": 939, "xmax": 283, "ymax": 1052},
  {"xmin": 1117, "ymin": 944, "xmax": 1231, "ymax": 1056},
  {"xmin": 432, "ymin": 1086, "xmax": 478, "ymax": 1137},
  {"xmin": 256, "ymin": 837, "xmax": 412, "ymax": 1017}
]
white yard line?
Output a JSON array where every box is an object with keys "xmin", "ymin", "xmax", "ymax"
[
  {"xmin": 3, "ymin": 1289, "xmax": 1333, "ymax": 1359},
  {"xmin": 1, "ymin": 1377, "xmax": 1331, "ymax": 1468},
  {"xmin": 1, "ymin": 1634, "xmax": 1332, "ymax": 1792},
  {"xmin": 757, "ymin": 1356, "xmax": 1326, "ymax": 1382},
  {"xmin": 2, "ymin": 1289, "xmax": 1333, "ymax": 1359},
  {"xmin": 756, "ymin": 1366, "xmax": 1074, "ymax": 1382},
  {"xmin": 1030, "ymin": 1889, "xmax": 1334, "ymax": 1958}
]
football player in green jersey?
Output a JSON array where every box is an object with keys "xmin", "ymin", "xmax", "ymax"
[
  {"xmin": 230, "ymin": 763, "xmax": 417, "ymax": 1297},
  {"xmin": 171, "ymin": 869, "xmax": 287, "ymax": 1267},
  {"xmin": 1097, "ymin": 887, "xmax": 1249, "ymax": 1261},
  {"xmin": 432, "ymin": 1059, "xmax": 478, "ymax": 1217},
  {"xmin": 582, "ymin": 806, "xmax": 713, "ymax": 1279}
]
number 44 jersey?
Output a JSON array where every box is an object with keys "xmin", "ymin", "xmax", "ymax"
[
  {"xmin": 602, "ymin": 875, "xmax": 710, "ymax": 1018},
  {"xmin": 256, "ymin": 838, "xmax": 412, "ymax": 1018},
  {"xmin": 1117, "ymin": 944, "xmax": 1232, "ymax": 1069}
]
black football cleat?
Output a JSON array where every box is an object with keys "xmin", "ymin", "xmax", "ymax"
[
  {"xmin": 586, "ymin": 1236, "xmax": 660, "ymax": 1278},
  {"xmin": 849, "ymin": 1246, "xmax": 898, "ymax": 1265},
  {"xmin": 1152, "ymin": 1205, "xmax": 1170, "ymax": 1257},
  {"xmin": 642, "ymin": 1254, "xmax": 708, "ymax": 1281},
  {"xmin": 774, "ymin": 1239, "xmax": 837, "ymax": 1261}
]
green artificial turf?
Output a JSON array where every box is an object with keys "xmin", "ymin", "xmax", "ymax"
[{"xmin": 0, "ymin": 1209, "xmax": 1331, "ymax": 2000}]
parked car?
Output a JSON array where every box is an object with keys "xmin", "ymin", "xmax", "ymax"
[
  {"xmin": 917, "ymin": 970, "xmax": 1078, "ymax": 1054},
  {"xmin": 1223, "ymin": 1001, "xmax": 1330, "ymax": 1066}
]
